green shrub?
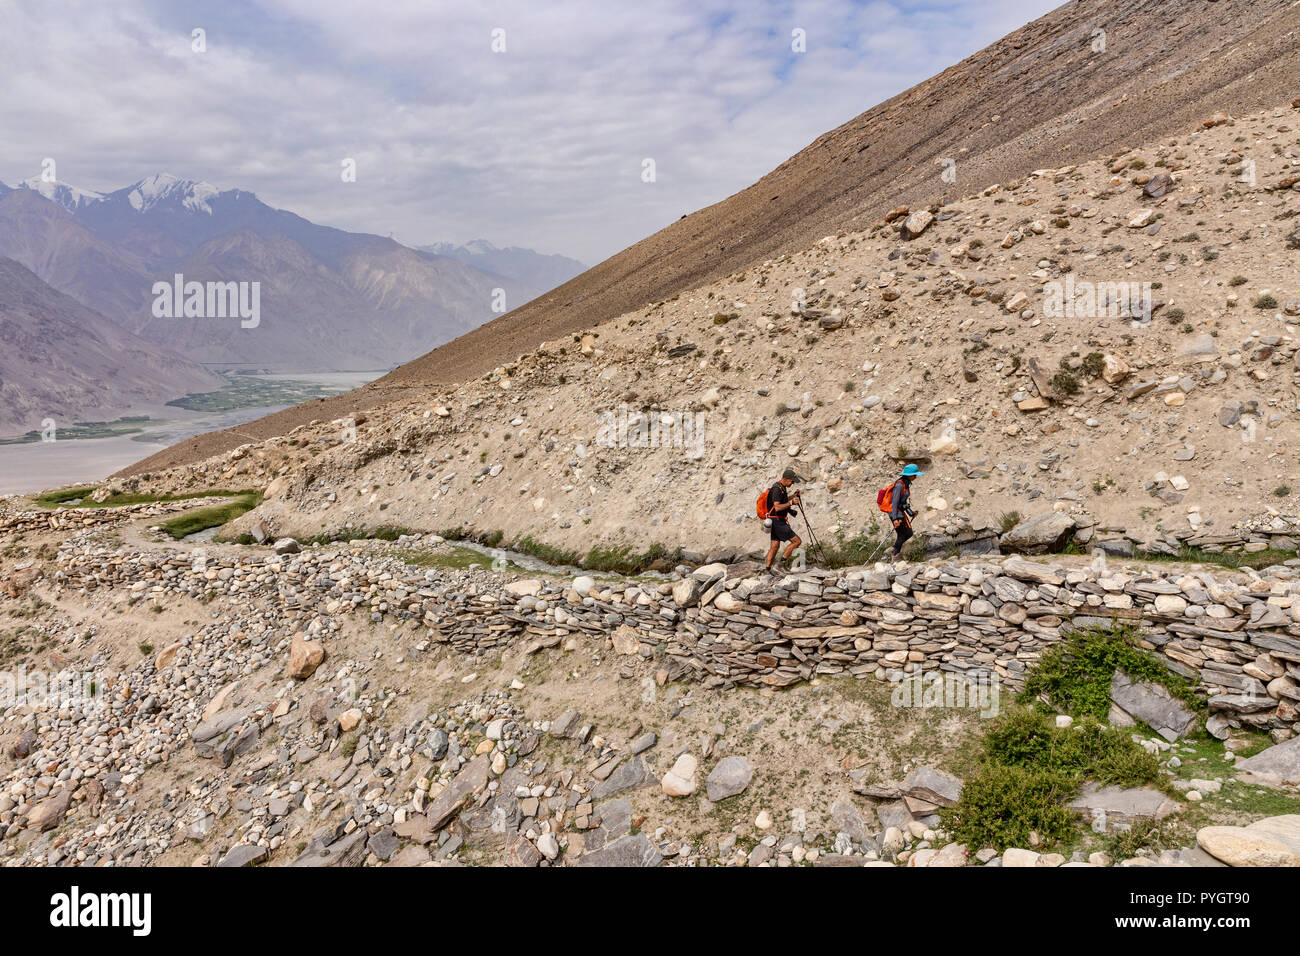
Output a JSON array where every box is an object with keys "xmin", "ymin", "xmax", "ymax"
[
  {"xmin": 1018, "ymin": 624, "xmax": 1200, "ymax": 720},
  {"xmin": 1254, "ymin": 294, "xmax": 1279, "ymax": 310},
  {"xmin": 940, "ymin": 765, "xmax": 1078, "ymax": 851},
  {"xmin": 983, "ymin": 710, "xmax": 1160, "ymax": 787},
  {"xmin": 1049, "ymin": 371, "xmax": 1080, "ymax": 396},
  {"xmin": 1104, "ymin": 819, "xmax": 1162, "ymax": 860},
  {"xmin": 998, "ymin": 511, "xmax": 1022, "ymax": 533}
]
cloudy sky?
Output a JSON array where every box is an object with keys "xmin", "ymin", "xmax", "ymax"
[{"xmin": 0, "ymin": 0, "xmax": 1060, "ymax": 264}]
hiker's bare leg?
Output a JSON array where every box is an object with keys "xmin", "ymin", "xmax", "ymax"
[
  {"xmin": 765, "ymin": 541, "xmax": 779, "ymax": 567},
  {"xmin": 783, "ymin": 535, "xmax": 802, "ymax": 560}
]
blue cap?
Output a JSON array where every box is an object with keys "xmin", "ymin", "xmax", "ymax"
[{"xmin": 901, "ymin": 464, "xmax": 925, "ymax": 477}]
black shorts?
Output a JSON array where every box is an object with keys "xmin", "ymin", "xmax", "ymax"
[{"xmin": 770, "ymin": 519, "xmax": 796, "ymax": 542}]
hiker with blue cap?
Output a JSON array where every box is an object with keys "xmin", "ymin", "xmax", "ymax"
[{"xmin": 887, "ymin": 464, "xmax": 923, "ymax": 560}]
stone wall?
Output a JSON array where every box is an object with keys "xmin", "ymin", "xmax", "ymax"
[
  {"xmin": 0, "ymin": 500, "xmax": 194, "ymax": 536},
  {"xmin": 506, "ymin": 558, "xmax": 1300, "ymax": 743},
  {"xmin": 924, "ymin": 509, "xmax": 1300, "ymax": 560},
  {"xmin": 46, "ymin": 538, "xmax": 1300, "ymax": 741}
]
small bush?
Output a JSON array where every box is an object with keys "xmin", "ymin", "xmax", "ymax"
[
  {"xmin": 983, "ymin": 710, "xmax": 1160, "ymax": 787},
  {"xmin": 1081, "ymin": 352, "xmax": 1105, "ymax": 378},
  {"xmin": 1019, "ymin": 624, "xmax": 1200, "ymax": 720},
  {"xmin": 1228, "ymin": 275, "xmax": 1247, "ymax": 286},
  {"xmin": 1049, "ymin": 371, "xmax": 1080, "ymax": 397},
  {"xmin": 998, "ymin": 511, "xmax": 1022, "ymax": 533},
  {"xmin": 940, "ymin": 765, "xmax": 1078, "ymax": 851},
  {"xmin": 1105, "ymin": 819, "xmax": 1162, "ymax": 860},
  {"xmin": 1254, "ymin": 294, "xmax": 1279, "ymax": 310}
]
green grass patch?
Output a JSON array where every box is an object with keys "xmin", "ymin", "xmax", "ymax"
[
  {"xmin": 581, "ymin": 541, "xmax": 682, "ymax": 574},
  {"xmin": 157, "ymin": 492, "xmax": 263, "ymax": 540},
  {"xmin": 299, "ymin": 524, "xmax": 420, "ymax": 546},
  {"xmin": 1019, "ymin": 623, "xmax": 1201, "ymax": 721},
  {"xmin": 503, "ymin": 535, "xmax": 581, "ymax": 568},
  {"xmin": 1103, "ymin": 819, "xmax": 1162, "ymax": 859},
  {"xmin": 389, "ymin": 546, "xmax": 494, "ymax": 570},
  {"xmin": 33, "ymin": 486, "xmax": 99, "ymax": 506},
  {"xmin": 35, "ymin": 486, "xmax": 250, "ymax": 509},
  {"xmin": 512, "ymin": 535, "xmax": 681, "ymax": 573}
]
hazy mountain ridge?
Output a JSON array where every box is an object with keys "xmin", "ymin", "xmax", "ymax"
[
  {"xmin": 0, "ymin": 174, "xmax": 578, "ymax": 372},
  {"xmin": 419, "ymin": 240, "xmax": 585, "ymax": 293},
  {"xmin": 0, "ymin": 257, "xmax": 222, "ymax": 434}
]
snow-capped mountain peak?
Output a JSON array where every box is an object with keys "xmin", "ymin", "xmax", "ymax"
[
  {"xmin": 17, "ymin": 176, "xmax": 105, "ymax": 212},
  {"xmin": 124, "ymin": 173, "xmax": 222, "ymax": 214}
]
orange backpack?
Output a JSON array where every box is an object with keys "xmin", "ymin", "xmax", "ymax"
[
  {"xmin": 877, "ymin": 480, "xmax": 899, "ymax": 513},
  {"xmin": 756, "ymin": 488, "xmax": 771, "ymax": 520}
]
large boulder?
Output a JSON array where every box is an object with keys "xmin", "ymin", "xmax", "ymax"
[
  {"xmin": 999, "ymin": 512, "xmax": 1076, "ymax": 554},
  {"xmin": 25, "ymin": 789, "xmax": 72, "ymax": 831},
  {"xmin": 576, "ymin": 833, "xmax": 662, "ymax": 867},
  {"xmin": 672, "ymin": 577, "xmax": 701, "ymax": 607},
  {"xmin": 1101, "ymin": 353, "xmax": 1131, "ymax": 384},
  {"xmin": 504, "ymin": 578, "xmax": 542, "ymax": 597},
  {"xmin": 1109, "ymin": 671, "xmax": 1197, "ymax": 741},
  {"xmin": 425, "ymin": 755, "xmax": 492, "ymax": 830},
  {"xmin": 661, "ymin": 754, "xmax": 698, "ymax": 797},
  {"xmin": 217, "ymin": 844, "xmax": 269, "ymax": 867},
  {"xmin": 829, "ymin": 799, "xmax": 869, "ymax": 843},
  {"xmin": 291, "ymin": 828, "xmax": 369, "ymax": 867},
  {"xmin": 288, "ymin": 634, "xmax": 325, "ymax": 679},
  {"xmin": 705, "ymin": 756, "xmax": 753, "ymax": 802},
  {"xmin": 902, "ymin": 766, "xmax": 964, "ymax": 807},
  {"xmin": 591, "ymin": 756, "xmax": 655, "ymax": 801},
  {"xmin": 899, "ymin": 210, "xmax": 934, "ymax": 239},
  {"xmin": 1069, "ymin": 783, "xmax": 1181, "ymax": 826},
  {"xmin": 1234, "ymin": 735, "xmax": 1300, "ymax": 788},
  {"xmin": 1197, "ymin": 815, "xmax": 1300, "ymax": 866}
]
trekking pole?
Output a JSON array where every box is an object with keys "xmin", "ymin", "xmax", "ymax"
[
  {"xmin": 796, "ymin": 495, "xmax": 829, "ymax": 566},
  {"xmin": 864, "ymin": 517, "xmax": 894, "ymax": 565}
]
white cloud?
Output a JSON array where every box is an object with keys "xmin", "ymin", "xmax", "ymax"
[{"xmin": 0, "ymin": 0, "xmax": 1059, "ymax": 263}]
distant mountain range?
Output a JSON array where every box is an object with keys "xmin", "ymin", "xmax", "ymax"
[
  {"xmin": 419, "ymin": 240, "xmax": 584, "ymax": 296},
  {"xmin": 0, "ymin": 256, "xmax": 223, "ymax": 435},
  {"xmin": 0, "ymin": 173, "xmax": 583, "ymax": 372}
]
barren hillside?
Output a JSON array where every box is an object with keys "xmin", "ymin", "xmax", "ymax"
[
  {"xmin": 98, "ymin": 104, "xmax": 1300, "ymax": 562},
  {"xmin": 118, "ymin": 0, "xmax": 1300, "ymax": 476}
]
